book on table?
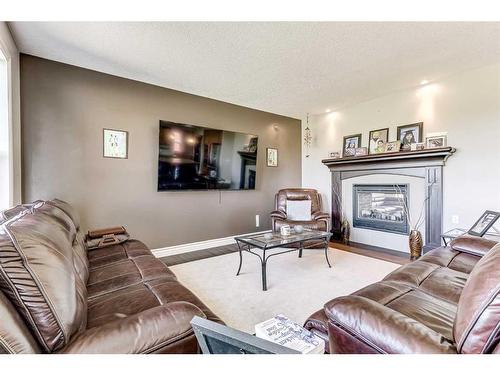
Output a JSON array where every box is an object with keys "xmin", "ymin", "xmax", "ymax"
[{"xmin": 254, "ymin": 314, "xmax": 325, "ymax": 354}]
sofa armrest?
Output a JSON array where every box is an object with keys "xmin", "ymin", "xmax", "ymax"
[
  {"xmin": 325, "ymin": 296, "xmax": 457, "ymax": 354},
  {"xmin": 60, "ymin": 302, "xmax": 205, "ymax": 354},
  {"xmin": 270, "ymin": 210, "xmax": 287, "ymax": 219},
  {"xmin": 312, "ymin": 212, "xmax": 330, "ymax": 221},
  {"xmin": 87, "ymin": 226, "xmax": 126, "ymax": 239},
  {"xmin": 450, "ymin": 235, "xmax": 497, "ymax": 257}
]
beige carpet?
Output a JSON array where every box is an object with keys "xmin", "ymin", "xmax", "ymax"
[{"xmin": 171, "ymin": 247, "xmax": 399, "ymax": 333}]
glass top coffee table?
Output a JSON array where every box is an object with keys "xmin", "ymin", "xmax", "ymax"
[{"xmin": 234, "ymin": 229, "xmax": 332, "ymax": 291}]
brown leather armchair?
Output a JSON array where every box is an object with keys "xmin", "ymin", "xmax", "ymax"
[{"xmin": 271, "ymin": 188, "xmax": 330, "ymax": 232}]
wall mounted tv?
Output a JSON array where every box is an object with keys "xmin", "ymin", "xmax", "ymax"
[{"xmin": 158, "ymin": 121, "xmax": 258, "ymax": 191}]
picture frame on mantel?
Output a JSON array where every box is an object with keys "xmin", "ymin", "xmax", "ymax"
[
  {"xmin": 397, "ymin": 122, "xmax": 423, "ymax": 151},
  {"xmin": 103, "ymin": 128, "xmax": 129, "ymax": 159},
  {"xmin": 368, "ymin": 127, "xmax": 389, "ymax": 154},
  {"xmin": 342, "ymin": 134, "xmax": 362, "ymax": 157}
]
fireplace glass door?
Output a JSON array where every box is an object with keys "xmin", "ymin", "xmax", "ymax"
[{"xmin": 352, "ymin": 184, "xmax": 409, "ymax": 235}]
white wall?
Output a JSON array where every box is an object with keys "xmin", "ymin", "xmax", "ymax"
[
  {"xmin": 0, "ymin": 22, "xmax": 21, "ymax": 208},
  {"xmin": 302, "ymin": 63, "xmax": 500, "ymax": 234}
]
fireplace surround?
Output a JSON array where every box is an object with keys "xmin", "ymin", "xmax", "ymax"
[
  {"xmin": 322, "ymin": 147, "xmax": 455, "ymax": 253},
  {"xmin": 353, "ymin": 184, "xmax": 409, "ymax": 235}
]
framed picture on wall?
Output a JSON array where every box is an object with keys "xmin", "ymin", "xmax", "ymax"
[
  {"xmin": 266, "ymin": 148, "xmax": 278, "ymax": 167},
  {"xmin": 103, "ymin": 128, "xmax": 128, "ymax": 159},
  {"xmin": 368, "ymin": 128, "xmax": 389, "ymax": 154},
  {"xmin": 342, "ymin": 134, "xmax": 362, "ymax": 157},
  {"xmin": 397, "ymin": 122, "xmax": 423, "ymax": 151}
]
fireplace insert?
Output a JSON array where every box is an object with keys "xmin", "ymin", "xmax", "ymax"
[{"xmin": 352, "ymin": 184, "xmax": 409, "ymax": 235}]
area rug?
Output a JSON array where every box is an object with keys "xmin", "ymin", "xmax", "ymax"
[{"xmin": 170, "ymin": 247, "xmax": 399, "ymax": 333}]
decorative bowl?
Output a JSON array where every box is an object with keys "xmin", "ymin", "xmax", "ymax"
[
  {"xmin": 294, "ymin": 225, "xmax": 304, "ymax": 234},
  {"xmin": 264, "ymin": 233, "xmax": 274, "ymax": 240}
]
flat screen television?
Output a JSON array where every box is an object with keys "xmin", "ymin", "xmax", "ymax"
[{"xmin": 158, "ymin": 120, "xmax": 258, "ymax": 191}]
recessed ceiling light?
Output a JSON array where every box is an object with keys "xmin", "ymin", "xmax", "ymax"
[
  {"xmin": 326, "ymin": 109, "xmax": 331, "ymax": 113},
  {"xmin": 420, "ymin": 80, "xmax": 429, "ymax": 85}
]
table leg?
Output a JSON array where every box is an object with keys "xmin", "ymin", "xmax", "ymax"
[
  {"xmin": 442, "ymin": 236, "xmax": 448, "ymax": 247},
  {"xmin": 262, "ymin": 250, "xmax": 267, "ymax": 291},
  {"xmin": 324, "ymin": 239, "xmax": 332, "ymax": 268},
  {"xmin": 236, "ymin": 241, "xmax": 243, "ymax": 276},
  {"xmin": 298, "ymin": 241, "xmax": 303, "ymax": 258}
]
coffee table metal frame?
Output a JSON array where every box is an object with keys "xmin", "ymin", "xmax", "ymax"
[{"xmin": 234, "ymin": 230, "xmax": 332, "ymax": 291}]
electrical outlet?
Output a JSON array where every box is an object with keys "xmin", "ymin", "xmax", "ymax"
[
  {"xmin": 255, "ymin": 214, "xmax": 260, "ymax": 227},
  {"xmin": 452, "ymin": 215, "xmax": 459, "ymax": 224}
]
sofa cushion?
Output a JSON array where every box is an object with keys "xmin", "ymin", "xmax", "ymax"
[
  {"xmin": 60, "ymin": 303, "xmax": 204, "ymax": 354},
  {"xmin": 47, "ymin": 199, "xmax": 90, "ymax": 284},
  {"xmin": 0, "ymin": 290, "xmax": 42, "ymax": 354},
  {"xmin": 454, "ymin": 243, "xmax": 500, "ymax": 353},
  {"xmin": 450, "ymin": 236, "xmax": 498, "ymax": 257},
  {"xmin": 87, "ymin": 255, "xmax": 176, "ymax": 299},
  {"xmin": 325, "ymin": 295, "xmax": 457, "ymax": 353},
  {"xmin": 0, "ymin": 201, "xmax": 87, "ymax": 352},
  {"xmin": 353, "ymin": 279, "xmax": 457, "ymax": 341},
  {"xmin": 88, "ymin": 239, "xmax": 153, "ymax": 269},
  {"xmin": 87, "ymin": 277, "xmax": 222, "ymax": 329}
]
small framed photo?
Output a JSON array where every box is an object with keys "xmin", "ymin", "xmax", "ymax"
[
  {"xmin": 468, "ymin": 210, "xmax": 500, "ymax": 237},
  {"xmin": 328, "ymin": 151, "xmax": 341, "ymax": 159},
  {"xmin": 343, "ymin": 134, "xmax": 362, "ymax": 157},
  {"xmin": 266, "ymin": 148, "xmax": 278, "ymax": 167},
  {"xmin": 397, "ymin": 122, "xmax": 423, "ymax": 151},
  {"xmin": 368, "ymin": 128, "xmax": 389, "ymax": 154},
  {"xmin": 103, "ymin": 128, "xmax": 128, "ymax": 159},
  {"xmin": 411, "ymin": 142, "xmax": 425, "ymax": 151},
  {"xmin": 385, "ymin": 141, "xmax": 401, "ymax": 153},
  {"xmin": 247, "ymin": 137, "xmax": 258, "ymax": 153},
  {"xmin": 426, "ymin": 135, "xmax": 447, "ymax": 149},
  {"xmin": 355, "ymin": 147, "xmax": 368, "ymax": 157}
]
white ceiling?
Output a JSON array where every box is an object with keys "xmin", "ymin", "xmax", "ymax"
[{"xmin": 9, "ymin": 22, "xmax": 500, "ymax": 119}]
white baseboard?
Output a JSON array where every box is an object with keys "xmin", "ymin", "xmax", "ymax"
[{"xmin": 151, "ymin": 230, "xmax": 269, "ymax": 258}]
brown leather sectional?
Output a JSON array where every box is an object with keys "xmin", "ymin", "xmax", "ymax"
[
  {"xmin": 0, "ymin": 199, "xmax": 222, "ymax": 354},
  {"xmin": 304, "ymin": 236, "xmax": 500, "ymax": 354}
]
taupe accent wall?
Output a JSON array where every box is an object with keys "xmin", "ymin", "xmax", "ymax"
[{"xmin": 21, "ymin": 55, "xmax": 301, "ymax": 248}]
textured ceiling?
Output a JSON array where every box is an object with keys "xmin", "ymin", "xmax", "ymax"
[{"xmin": 9, "ymin": 22, "xmax": 500, "ymax": 118}]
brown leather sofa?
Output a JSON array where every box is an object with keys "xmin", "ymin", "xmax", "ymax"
[
  {"xmin": 304, "ymin": 236, "xmax": 500, "ymax": 354},
  {"xmin": 271, "ymin": 188, "xmax": 330, "ymax": 232},
  {"xmin": 0, "ymin": 199, "xmax": 222, "ymax": 354}
]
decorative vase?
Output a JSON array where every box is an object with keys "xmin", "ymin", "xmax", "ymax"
[
  {"xmin": 409, "ymin": 229, "xmax": 423, "ymax": 260},
  {"xmin": 341, "ymin": 219, "xmax": 350, "ymax": 245}
]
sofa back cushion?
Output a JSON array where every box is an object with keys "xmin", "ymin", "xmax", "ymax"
[
  {"xmin": 454, "ymin": 243, "xmax": 500, "ymax": 353},
  {"xmin": 0, "ymin": 289, "xmax": 41, "ymax": 353},
  {"xmin": 450, "ymin": 236, "xmax": 498, "ymax": 257},
  {"xmin": 47, "ymin": 199, "xmax": 89, "ymax": 284},
  {"xmin": 0, "ymin": 201, "xmax": 87, "ymax": 352}
]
